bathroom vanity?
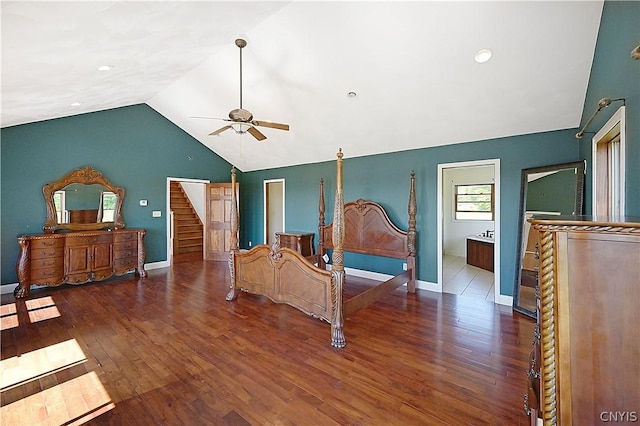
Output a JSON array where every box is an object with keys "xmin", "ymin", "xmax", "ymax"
[{"xmin": 466, "ymin": 236, "xmax": 494, "ymax": 272}]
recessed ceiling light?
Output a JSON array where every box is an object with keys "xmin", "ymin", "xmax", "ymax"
[
  {"xmin": 97, "ymin": 65, "xmax": 115, "ymax": 71},
  {"xmin": 474, "ymin": 49, "xmax": 492, "ymax": 63},
  {"xmin": 70, "ymin": 102, "xmax": 82, "ymax": 107},
  {"xmin": 347, "ymin": 91, "xmax": 357, "ymax": 98}
]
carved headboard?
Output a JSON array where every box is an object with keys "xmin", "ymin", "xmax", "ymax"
[{"xmin": 318, "ymin": 172, "xmax": 416, "ymax": 261}]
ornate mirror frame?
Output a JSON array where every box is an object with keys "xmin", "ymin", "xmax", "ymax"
[
  {"xmin": 43, "ymin": 166, "xmax": 126, "ymax": 233},
  {"xmin": 513, "ymin": 160, "xmax": 585, "ymax": 318}
]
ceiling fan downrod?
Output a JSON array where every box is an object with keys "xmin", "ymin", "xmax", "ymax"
[{"xmin": 236, "ymin": 38, "xmax": 247, "ymax": 110}]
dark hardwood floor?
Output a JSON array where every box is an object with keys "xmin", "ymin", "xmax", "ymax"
[{"xmin": 1, "ymin": 260, "xmax": 535, "ymax": 425}]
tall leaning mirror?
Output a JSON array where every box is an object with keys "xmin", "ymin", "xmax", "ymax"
[{"xmin": 513, "ymin": 161, "xmax": 585, "ymax": 318}]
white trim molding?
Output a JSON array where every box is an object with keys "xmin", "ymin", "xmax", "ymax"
[{"xmin": 437, "ymin": 159, "xmax": 501, "ymax": 302}]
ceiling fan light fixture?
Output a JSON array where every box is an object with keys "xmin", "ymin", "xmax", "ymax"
[
  {"xmin": 474, "ymin": 48, "xmax": 492, "ymax": 63},
  {"xmin": 231, "ymin": 123, "xmax": 250, "ymax": 134}
]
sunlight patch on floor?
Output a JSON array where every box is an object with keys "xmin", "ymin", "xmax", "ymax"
[{"xmin": 1, "ymin": 295, "xmax": 115, "ymax": 424}]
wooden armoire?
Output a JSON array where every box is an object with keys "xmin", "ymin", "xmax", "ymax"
[{"xmin": 525, "ymin": 215, "xmax": 640, "ymax": 425}]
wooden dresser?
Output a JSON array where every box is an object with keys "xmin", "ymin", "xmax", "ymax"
[
  {"xmin": 525, "ymin": 216, "xmax": 640, "ymax": 425},
  {"xmin": 276, "ymin": 231, "xmax": 315, "ymax": 259},
  {"xmin": 15, "ymin": 228, "xmax": 146, "ymax": 298}
]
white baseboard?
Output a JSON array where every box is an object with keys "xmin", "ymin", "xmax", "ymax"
[
  {"xmin": 1, "ymin": 283, "xmax": 17, "ymax": 295},
  {"xmin": 3, "ymin": 262, "xmax": 513, "ymax": 309},
  {"xmin": 495, "ymin": 294, "xmax": 513, "ymax": 307},
  {"xmin": 144, "ymin": 260, "xmax": 170, "ymax": 270},
  {"xmin": 0, "ymin": 261, "xmax": 170, "ymax": 296}
]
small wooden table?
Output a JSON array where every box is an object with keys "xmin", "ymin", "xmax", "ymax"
[{"xmin": 276, "ymin": 231, "xmax": 315, "ymax": 258}]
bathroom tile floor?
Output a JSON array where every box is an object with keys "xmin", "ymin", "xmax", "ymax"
[{"xmin": 443, "ymin": 254, "xmax": 495, "ymax": 302}]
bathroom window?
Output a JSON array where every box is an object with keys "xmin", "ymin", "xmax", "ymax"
[{"xmin": 455, "ymin": 184, "xmax": 494, "ymax": 220}]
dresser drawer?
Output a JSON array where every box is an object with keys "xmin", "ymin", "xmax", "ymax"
[
  {"xmin": 31, "ymin": 256, "xmax": 64, "ymax": 271},
  {"xmin": 114, "ymin": 249, "xmax": 137, "ymax": 261},
  {"xmin": 114, "ymin": 258, "xmax": 137, "ymax": 270},
  {"xmin": 30, "ymin": 238, "xmax": 64, "ymax": 250},
  {"xmin": 31, "ymin": 247, "xmax": 64, "ymax": 260},
  {"xmin": 114, "ymin": 232, "xmax": 138, "ymax": 243},
  {"xmin": 114, "ymin": 240, "xmax": 137, "ymax": 251},
  {"xmin": 31, "ymin": 267, "xmax": 64, "ymax": 282},
  {"xmin": 66, "ymin": 234, "xmax": 112, "ymax": 246}
]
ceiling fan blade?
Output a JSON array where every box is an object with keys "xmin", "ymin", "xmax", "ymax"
[
  {"xmin": 252, "ymin": 120, "xmax": 290, "ymax": 131},
  {"xmin": 191, "ymin": 116, "xmax": 232, "ymax": 121},
  {"xmin": 209, "ymin": 125, "xmax": 232, "ymax": 136},
  {"xmin": 247, "ymin": 126, "xmax": 267, "ymax": 141}
]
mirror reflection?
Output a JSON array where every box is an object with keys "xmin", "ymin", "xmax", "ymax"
[
  {"xmin": 55, "ymin": 183, "xmax": 118, "ymax": 224},
  {"xmin": 513, "ymin": 161, "xmax": 585, "ymax": 318}
]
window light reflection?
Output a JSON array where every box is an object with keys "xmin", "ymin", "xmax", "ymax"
[
  {"xmin": 25, "ymin": 295, "xmax": 61, "ymax": 323},
  {"xmin": 0, "ymin": 303, "xmax": 18, "ymax": 331}
]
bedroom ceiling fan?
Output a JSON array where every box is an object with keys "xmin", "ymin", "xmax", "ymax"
[{"xmin": 194, "ymin": 38, "xmax": 289, "ymax": 141}]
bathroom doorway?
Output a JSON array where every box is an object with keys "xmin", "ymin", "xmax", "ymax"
[{"xmin": 437, "ymin": 159, "xmax": 503, "ymax": 304}]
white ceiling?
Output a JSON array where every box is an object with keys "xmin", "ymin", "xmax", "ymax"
[{"xmin": 1, "ymin": 1, "xmax": 603, "ymax": 171}]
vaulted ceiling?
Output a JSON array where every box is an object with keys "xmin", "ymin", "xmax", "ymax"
[{"xmin": 1, "ymin": 1, "xmax": 603, "ymax": 171}]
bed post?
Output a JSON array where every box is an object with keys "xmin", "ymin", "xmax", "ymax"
[
  {"xmin": 406, "ymin": 171, "xmax": 417, "ymax": 293},
  {"xmin": 226, "ymin": 166, "xmax": 240, "ymax": 301},
  {"xmin": 317, "ymin": 178, "xmax": 325, "ymax": 268},
  {"xmin": 331, "ymin": 149, "xmax": 346, "ymax": 348}
]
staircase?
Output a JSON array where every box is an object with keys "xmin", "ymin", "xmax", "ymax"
[{"xmin": 170, "ymin": 181, "xmax": 203, "ymax": 262}]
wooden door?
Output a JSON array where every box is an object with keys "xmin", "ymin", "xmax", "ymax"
[{"xmin": 205, "ymin": 183, "xmax": 239, "ymax": 261}]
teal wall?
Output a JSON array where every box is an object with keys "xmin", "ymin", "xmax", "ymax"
[
  {"xmin": 579, "ymin": 0, "xmax": 640, "ymax": 216},
  {"xmin": 239, "ymin": 130, "xmax": 580, "ymax": 296},
  {"xmin": 1, "ymin": 104, "xmax": 232, "ymax": 284}
]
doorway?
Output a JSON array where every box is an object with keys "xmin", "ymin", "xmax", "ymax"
[
  {"xmin": 166, "ymin": 177, "xmax": 208, "ymax": 264},
  {"xmin": 592, "ymin": 106, "xmax": 626, "ymax": 216},
  {"xmin": 437, "ymin": 159, "xmax": 503, "ymax": 304},
  {"xmin": 264, "ymin": 179, "xmax": 285, "ymax": 245}
]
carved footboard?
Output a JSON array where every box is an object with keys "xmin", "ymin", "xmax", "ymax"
[
  {"xmin": 226, "ymin": 244, "xmax": 341, "ymax": 338},
  {"xmin": 225, "ymin": 150, "xmax": 348, "ymax": 348}
]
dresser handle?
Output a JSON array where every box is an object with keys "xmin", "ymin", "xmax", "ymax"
[
  {"xmin": 526, "ymin": 367, "xmax": 540, "ymax": 380},
  {"xmin": 532, "ymin": 324, "xmax": 541, "ymax": 345},
  {"xmin": 42, "ymin": 240, "xmax": 57, "ymax": 246},
  {"xmin": 523, "ymin": 393, "xmax": 531, "ymax": 416}
]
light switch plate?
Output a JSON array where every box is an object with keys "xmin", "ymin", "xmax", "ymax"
[
  {"xmin": 152, "ymin": 211, "xmax": 162, "ymax": 218},
  {"xmin": 139, "ymin": 199, "xmax": 148, "ymax": 206}
]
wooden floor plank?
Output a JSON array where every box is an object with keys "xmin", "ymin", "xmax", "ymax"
[{"xmin": 1, "ymin": 260, "xmax": 535, "ymax": 425}]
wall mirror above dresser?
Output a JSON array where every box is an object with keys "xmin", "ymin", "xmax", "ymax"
[
  {"xmin": 42, "ymin": 166, "xmax": 125, "ymax": 233},
  {"xmin": 513, "ymin": 160, "xmax": 585, "ymax": 318}
]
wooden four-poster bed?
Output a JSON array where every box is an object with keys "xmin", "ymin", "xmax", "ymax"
[{"xmin": 225, "ymin": 149, "xmax": 417, "ymax": 347}]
